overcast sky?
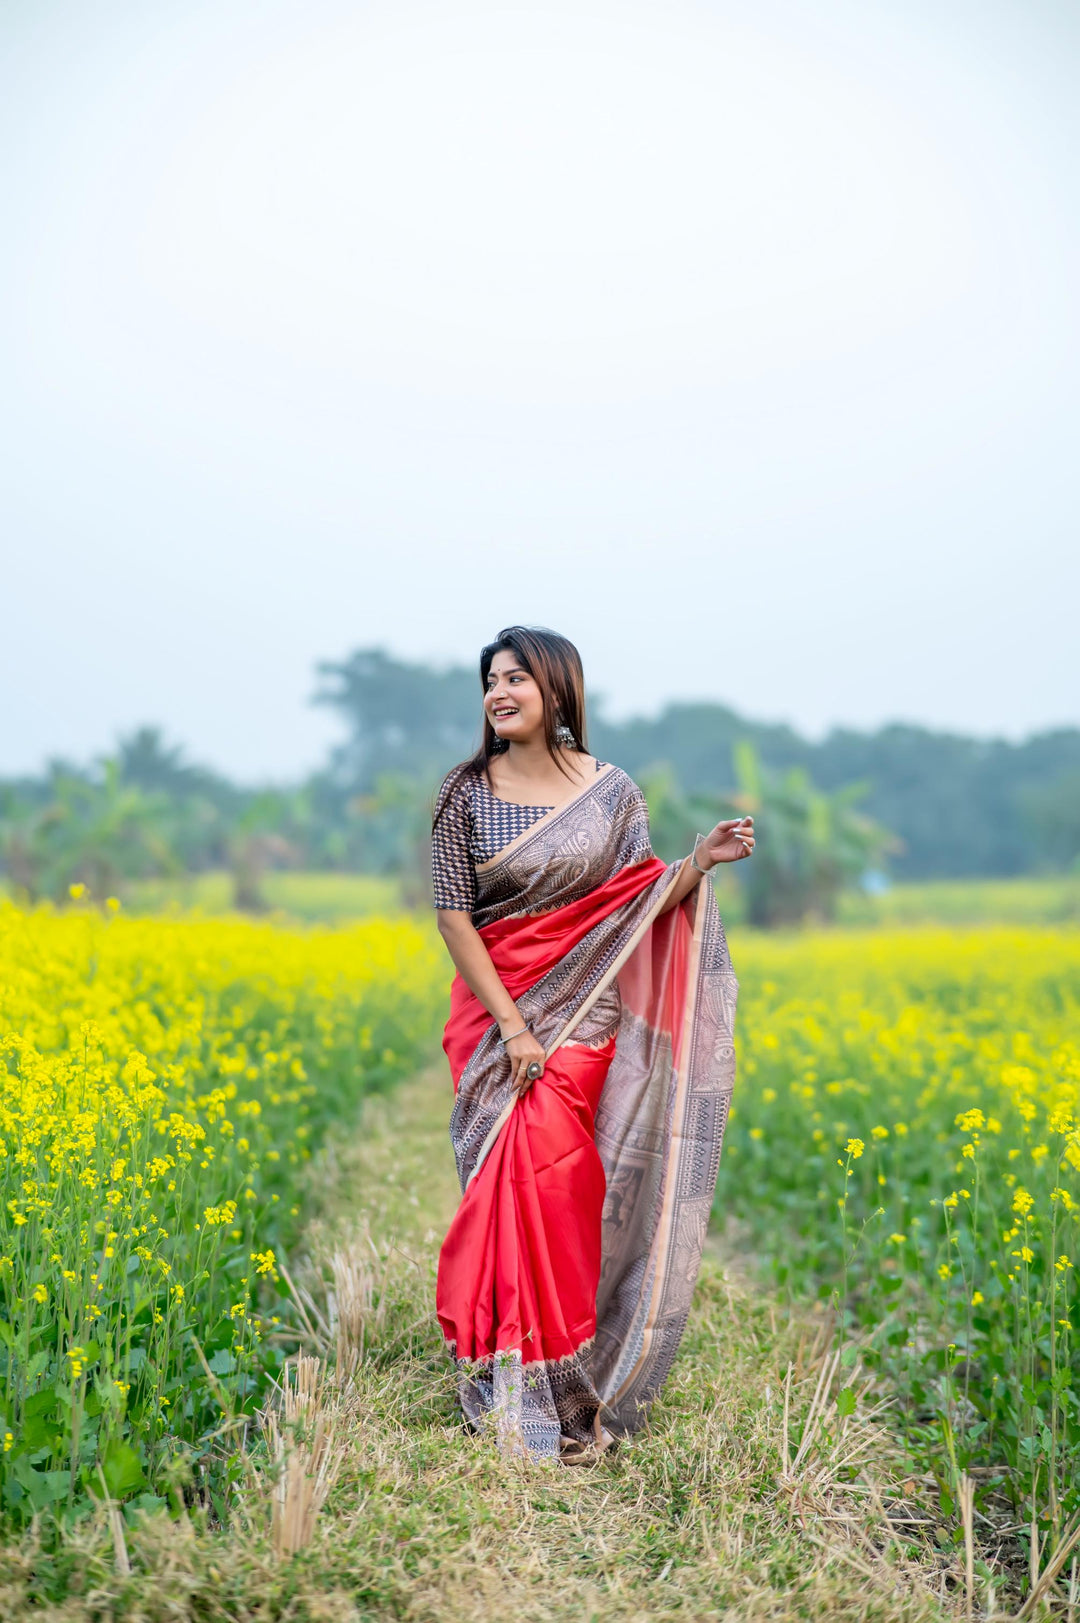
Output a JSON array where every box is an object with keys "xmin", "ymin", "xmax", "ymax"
[{"xmin": 2, "ymin": 0, "xmax": 1077, "ymax": 781}]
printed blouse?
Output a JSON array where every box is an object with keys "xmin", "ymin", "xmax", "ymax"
[{"xmin": 432, "ymin": 759, "xmax": 610, "ymax": 913}]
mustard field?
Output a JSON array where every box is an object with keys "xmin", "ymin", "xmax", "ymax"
[
  {"xmin": 718, "ymin": 927, "xmax": 1080, "ymax": 1542},
  {"xmin": 2, "ymin": 899, "xmax": 1079, "ymax": 1579},
  {"xmin": 0, "ymin": 902, "xmax": 446, "ymax": 1523}
]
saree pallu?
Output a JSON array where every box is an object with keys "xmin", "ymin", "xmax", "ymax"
[{"xmin": 436, "ymin": 765, "xmax": 738, "ymax": 1458}]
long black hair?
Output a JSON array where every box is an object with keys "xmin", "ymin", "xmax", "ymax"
[{"xmin": 433, "ymin": 626, "xmax": 589, "ymax": 827}]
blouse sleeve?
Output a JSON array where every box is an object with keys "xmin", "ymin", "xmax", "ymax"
[
  {"xmin": 431, "ymin": 773, "xmax": 478, "ymax": 912},
  {"xmin": 613, "ymin": 771, "xmax": 655, "ymax": 866}
]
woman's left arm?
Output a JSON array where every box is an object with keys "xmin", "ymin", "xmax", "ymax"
[{"xmin": 656, "ymin": 817, "xmax": 755, "ymax": 914}]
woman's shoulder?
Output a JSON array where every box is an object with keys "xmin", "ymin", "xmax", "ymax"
[
  {"xmin": 434, "ymin": 763, "xmax": 479, "ymax": 818},
  {"xmin": 594, "ymin": 761, "xmax": 642, "ymax": 798}
]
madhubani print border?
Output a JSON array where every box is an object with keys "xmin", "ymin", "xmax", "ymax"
[
  {"xmin": 595, "ymin": 880, "xmax": 737, "ymax": 1434},
  {"xmin": 456, "ymin": 1342, "xmax": 605, "ymax": 1457},
  {"xmin": 471, "ymin": 766, "xmax": 652, "ymax": 929}
]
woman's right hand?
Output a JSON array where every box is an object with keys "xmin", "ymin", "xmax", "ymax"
[{"xmin": 503, "ymin": 1027, "xmax": 547, "ymax": 1095}]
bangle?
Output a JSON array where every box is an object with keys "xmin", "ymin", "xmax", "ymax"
[
  {"xmin": 498, "ymin": 1023, "xmax": 531, "ymax": 1045},
  {"xmin": 690, "ymin": 835, "xmax": 713, "ymax": 876}
]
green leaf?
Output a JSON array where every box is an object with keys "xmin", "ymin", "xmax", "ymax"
[
  {"xmin": 101, "ymin": 1439, "xmax": 146, "ymax": 1499},
  {"xmin": 839, "ymin": 1343, "xmax": 858, "ymax": 1367},
  {"xmin": 23, "ymin": 1386, "xmax": 57, "ymax": 1420},
  {"xmin": 123, "ymin": 1491, "xmax": 168, "ymax": 1525},
  {"xmin": 13, "ymin": 1457, "xmax": 70, "ymax": 1510},
  {"xmin": 836, "ymin": 1385, "xmax": 857, "ymax": 1417},
  {"xmin": 207, "ymin": 1349, "xmax": 236, "ymax": 1375}
]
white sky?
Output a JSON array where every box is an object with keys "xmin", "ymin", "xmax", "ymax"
[{"xmin": 2, "ymin": 0, "xmax": 1078, "ymax": 780}]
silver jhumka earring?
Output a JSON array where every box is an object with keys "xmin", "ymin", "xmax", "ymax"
[{"xmin": 555, "ymin": 723, "xmax": 577, "ymax": 748}]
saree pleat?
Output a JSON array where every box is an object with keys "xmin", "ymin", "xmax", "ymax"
[{"xmin": 436, "ymin": 766, "xmax": 737, "ymax": 1455}]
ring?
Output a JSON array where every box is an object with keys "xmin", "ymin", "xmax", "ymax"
[{"xmin": 526, "ymin": 1061, "xmax": 543, "ymax": 1080}]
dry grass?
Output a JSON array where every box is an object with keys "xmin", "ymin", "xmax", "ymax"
[
  {"xmin": 0, "ymin": 1064, "xmax": 992, "ymax": 1622},
  {"xmin": 260, "ymin": 1354, "xmax": 346, "ymax": 1559}
]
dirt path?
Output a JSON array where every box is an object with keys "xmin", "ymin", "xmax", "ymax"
[
  {"xmin": 289, "ymin": 1064, "xmax": 963, "ymax": 1623},
  {"xmin": 0, "ymin": 1067, "xmax": 965, "ymax": 1622}
]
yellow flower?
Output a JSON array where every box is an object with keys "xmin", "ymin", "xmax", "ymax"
[
  {"xmin": 888, "ymin": 1233, "xmax": 907, "ymax": 1245},
  {"xmin": 32, "ymin": 1283, "xmax": 47, "ymax": 1305},
  {"xmin": 845, "ymin": 1138, "xmax": 865, "ymax": 1160},
  {"xmin": 871, "ymin": 1125, "xmax": 889, "ymax": 1140},
  {"xmin": 972, "ymin": 1291, "xmax": 984, "ymax": 1305}
]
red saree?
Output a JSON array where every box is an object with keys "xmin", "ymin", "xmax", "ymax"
[{"xmin": 435, "ymin": 766, "xmax": 738, "ymax": 1457}]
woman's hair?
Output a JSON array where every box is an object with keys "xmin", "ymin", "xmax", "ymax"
[{"xmin": 433, "ymin": 626, "xmax": 589, "ymax": 826}]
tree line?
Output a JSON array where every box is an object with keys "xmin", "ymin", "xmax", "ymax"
[{"xmin": 2, "ymin": 647, "xmax": 1077, "ymax": 922}]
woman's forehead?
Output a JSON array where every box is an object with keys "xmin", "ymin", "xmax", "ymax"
[{"xmin": 488, "ymin": 650, "xmax": 530, "ymax": 676}]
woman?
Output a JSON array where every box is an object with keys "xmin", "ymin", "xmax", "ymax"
[{"xmin": 432, "ymin": 626, "xmax": 752, "ymax": 1463}]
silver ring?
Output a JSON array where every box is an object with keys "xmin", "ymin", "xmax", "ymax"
[{"xmin": 526, "ymin": 1061, "xmax": 543, "ymax": 1080}]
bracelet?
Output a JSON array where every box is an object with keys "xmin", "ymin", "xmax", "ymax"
[
  {"xmin": 690, "ymin": 834, "xmax": 714, "ymax": 877},
  {"xmin": 498, "ymin": 1023, "xmax": 531, "ymax": 1045}
]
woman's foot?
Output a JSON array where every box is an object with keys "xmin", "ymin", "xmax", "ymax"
[{"xmin": 558, "ymin": 1423, "xmax": 617, "ymax": 1466}]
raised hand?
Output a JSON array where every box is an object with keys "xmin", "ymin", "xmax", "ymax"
[{"xmin": 698, "ymin": 816, "xmax": 755, "ymax": 867}]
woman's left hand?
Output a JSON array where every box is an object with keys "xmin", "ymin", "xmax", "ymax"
[{"xmin": 699, "ymin": 817, "xmax": 755, "ymax": 867}]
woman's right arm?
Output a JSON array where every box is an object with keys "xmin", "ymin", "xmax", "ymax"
[{"xmin": 436, "ymin": 911, "xmax": 547, "ymax": 1091}]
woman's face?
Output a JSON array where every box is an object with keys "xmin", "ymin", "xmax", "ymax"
[{"xmin": 484, "ymin": 649, "xmax": 546, "ymax": 745}]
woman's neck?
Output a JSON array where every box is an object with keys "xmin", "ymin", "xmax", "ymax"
[{"xmin": 499, "ymin": 738, "xmax": 584, "ymax": 786}]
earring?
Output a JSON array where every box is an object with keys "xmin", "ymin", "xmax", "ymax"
[{"xmin": 555, "ymin": 723, "xmax": 576, "ymax": 748}]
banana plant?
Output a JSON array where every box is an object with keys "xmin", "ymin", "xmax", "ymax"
[{"xmin": 730, "ymin": 741, "xmax": 895, "ymax": 926}]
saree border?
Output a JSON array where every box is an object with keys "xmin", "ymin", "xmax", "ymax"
[
  {"xmin": 604, "ymin": 874, "xmax": 710, "ymax": 1409},
  {"xmin": 473, "ymin": 761, "xmax": 619, "ymax": 876}
]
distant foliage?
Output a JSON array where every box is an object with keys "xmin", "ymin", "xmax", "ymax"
[{"xmin": 3, "ymin": 648, "xmax": 1078, "ymax": 904}]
